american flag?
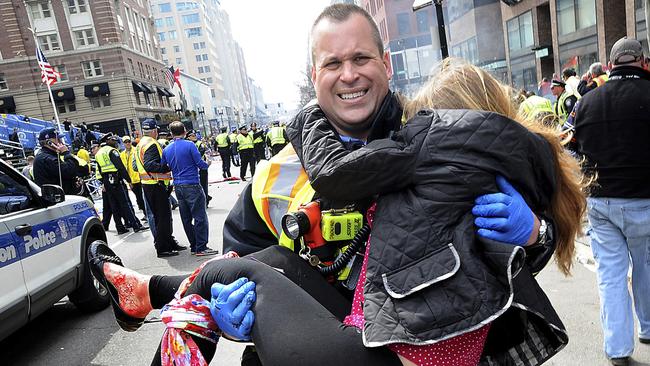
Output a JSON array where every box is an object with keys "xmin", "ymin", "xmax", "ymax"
[
  {"xmin": 36, "ymin": 46, "xmax": 60, "ymax": 86},
  {"xmin": 163, "ymin": 66, "xmax": 175, "ymax": 88}
]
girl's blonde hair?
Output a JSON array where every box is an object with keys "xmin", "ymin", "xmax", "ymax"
[{"xmin": 405, "ymin": 58, "xmax": 586, "ymax": 276}]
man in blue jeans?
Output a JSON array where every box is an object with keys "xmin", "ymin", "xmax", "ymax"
[
  {"xmin": 161, "ymin": 121, "xmax": 218, "ymax": 256},
  {"xmin": 574, "ymin": 37, "xmax": 650, "ymax": 366}
]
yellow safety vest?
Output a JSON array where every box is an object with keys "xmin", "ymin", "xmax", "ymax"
[
  {"xmin": 251, "ymin": 144, "xmax": 315, "ymax": 250},
  {"xmin": 216, "ymin": 133, "xmax": 229, "ymax": 147},
  {"xmin": 237, "ymin": 134, "xmax": 254, "ymax": 151},
  {"xmin": 268, "ymin": 127, "xmax": 286, "ymax": 146},
  {"xmin": 135, "ymin": 136, "xmax": 172, "ymax": 184},
  {"xmin": 252, "ymin": 132, "xmax": 263, "ymax": 144},
  {"xmin": 554, "ymin": 90, "xmax": 580, "ymax": 123},
  {"xmin": 518, "ymin": 95, "xmax": 554, "ymax": 121},
  {"xmin": 120, "ymin": 148, "xmax": 140, "ymax": 183},
  {"xmin": 229, "ymin": 133, "xmax": 238, "ymax": 144},
  {"xmin": 95, "ymin": 145, "xmax": 118, "ymax": 174},
  {"xmin": 594, "ymin": 74, "xmax": 609, "ymax": 87}
]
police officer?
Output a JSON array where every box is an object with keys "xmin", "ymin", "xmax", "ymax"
[
  {"xmin": 250, "ymin": 122, "xmax": 266, "ymax": 162},
  {"xmin": 236, "ymin": 125, "xmax": 255, "ymax": 181},
  {"xmin": 266, "ymin": 121, "xmax": 288, "ymax": 156},
  {"xmin": 96, "ymin": 133, "xmax": 147, "ymax": 235},
  {"xmin": 186, "ymin": 130, "xmax": 212, "ymax": 206},
  {"xmin": 215, "ymin": 127, "xmax": 232, "ymax": 178},
  {"xmin": 229, "ymin": 127, "xmax": 240, "ymax": 167},
  {"xmin": 551, "ymin": 79, "xmax": 579, "ymax": 124},
  {"xmin": 33, "ymin": 127, "xmax": 83, "ymax": 195},
  {"xmin": 518, "ymin": 94, "xmax": 556, "ymax": 127},
  {"xmin": 134, "ymin": 119, "xmax": 181, "ymax": 257},
  {"xmin": 120, "ymin": 135, "xmax": 146, "ymax": 215}
]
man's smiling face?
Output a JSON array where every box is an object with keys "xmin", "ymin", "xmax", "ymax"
[{"xmin": 311, "ymin": 14, "xmax": 392, "ymax": 138}]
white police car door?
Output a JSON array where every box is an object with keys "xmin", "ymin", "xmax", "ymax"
[
  {"xmin": 0, "ymin": 222, "xmax": 29, "ymax": 336},
  {"xmin": 1, "ymin": 171, "xmax": 76, "ymax": 313}
]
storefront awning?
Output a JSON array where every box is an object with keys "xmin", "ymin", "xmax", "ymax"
[
  {"xmin": 84, "ymin": 82, "xmax": 110, "ymax": 97},
  {"xmin": 0, "ymin": 96, "xmax": 16, "ymax": 111},
  {"xmin": 52, "ymin": 88, "xmax": 75, "ymax": 102},
  {"xmin": 132, "ymin": 81, "xmax": 146, "ymax": 93},
  {"xmin": 156, "ymin": 86, "xmax": 167, "ymax": 97},
  {"xmin": 141, "ymin": 83, "xmax": 155, "ymax": 94}
]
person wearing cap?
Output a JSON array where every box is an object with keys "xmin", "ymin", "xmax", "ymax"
[
  {"xmin": 229, "ymin": 127, "xmax": 241, "ymax": 167},
  {"xmin": 235, "ymin": 125, "xmax": 255, "ymax": 181},
  {"xmin": 32, "ymin": 127, "xmax": 84, "ymax": 195},
  {"xmin": 135, "ymin": 118, "xmax": 181, "ymax": 258},
  {"xmin": 96, "ymin": 133, "xmax": 147, "ymax": 235},
  {"xmin": 120, "ymin": 135, "xmax": 146, "ymax": 215},
  {"xmin": 550, "ymin": 78, "xmax": 578, "ymax": 124},
  {"xmin": 250, "ymin": 122, "xmax": 266, "ymax": 162},
  {"xmin": 266, "ymin": 121, "xmax": 288, "ymax": 156},
  {"xmin": 186, "ymin": 129, "xmax": 212, "ymax": 206},
  {"xmin": 572, "ymin": 37, "xmax": 650, "ymax": 366},
  {"xmin": 162, "ymin": 122, "xmax": 217, "ymax": 256},
  {"xmin": 578, "ymin": 62, "xmax": 609, "ymax": 96},
  {"xmin": 215, "ymin": 126, "xmax": 232, "ymax": 178}
]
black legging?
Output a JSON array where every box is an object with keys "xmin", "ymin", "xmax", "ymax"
[{"xmin": 148, "ymin": 246, "xmax": 401, "ymax": 366}]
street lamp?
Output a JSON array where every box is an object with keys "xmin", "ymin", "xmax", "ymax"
[
  {"xmin": 218, "ymin": 107, "xmax": 224, "ymax": 129},
  {"xmin": 197, "ymin": 106, "xmax": 206, "ymax": 137}
]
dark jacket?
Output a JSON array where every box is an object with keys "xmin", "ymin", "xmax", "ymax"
[
  {"xmin": 287, "ymin": 106, "xmax": 567, "ymax": 365},
  {"xmin": 574, "ymin": 66, "xmax": 650, "ymax": 198},
  {"xmin": 33, "ymin": 148, "xmax": 81, "ymax": 195}
]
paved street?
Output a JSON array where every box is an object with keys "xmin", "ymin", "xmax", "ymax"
[{"xmin": 2, "ymin": 163, "xmax": 649, "ymax": 365}]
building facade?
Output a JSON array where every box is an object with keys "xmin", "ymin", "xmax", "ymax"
[
  {"xmin": 501, "ymin": 0, "xmax": 647, "ymax": 92},
  {"xmin": 0, "ymin": 0, "xmax": 175, "ymax": 136},
  {"xmin": 362, "ymin": 0, "xmax": 442, "ymax": 96}
]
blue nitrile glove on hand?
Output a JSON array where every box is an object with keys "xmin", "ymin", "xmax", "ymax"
[
  {"xmin": 210, "ymin": 277, "xmax": 256, "ymax": 341},
  {"xmin": 472, "ymin": 175, "xmax": 534, "ymax": 246}
]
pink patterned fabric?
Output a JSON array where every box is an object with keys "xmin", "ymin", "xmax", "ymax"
[
  {"xmin": 160, "ymin": 251, "xmax": 239, "ymax": 366},
  {"xmin": 343, "ymin": 206, "xmax": 489, "ymax": 366}
]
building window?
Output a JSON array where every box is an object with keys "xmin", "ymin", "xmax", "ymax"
[
  {"xmin": 81, "ymin": 60, "xmax": 103, "ymax": 78},
  {"xmin": 176, "ymin": 57, "xmax": 182, "ymax": 65},
  {"xmin": 416, "ymin": 10, "xmax": 429, "ymax": 33},
  {"xmin": 74, "ymin": 29, "xmax": 96, "ymax": 47},
  {"xmin": 397, "ymin": 13, "xmax": 410, "ymax": 36},
  {"xmin": 154, "ymin": 18, "xmax": 163, "ymax": 27},
  {"xmin": 182, "ymin": 13, "xmax": 200, "ymax": 24},
  {"xmin": 205, "ymin": 77, "xmax": 213, "ymax": 83},
  {"xmin": 557, "ymin": 0, "xmax": 596, "ymax": 36},
  {"xmin": 158, "ymin": 3, "xmax": 171, "ymax": 12},
  {"xmin": 506, "ymin": 11, "xmax": 534, "ymax": 51},
  {"xmin": 128, "ymin": 58, "xmax": 135, "ymax": 75},
  {"xmin": 0, "ymin": 74, "xmax": 7, "ymax": 90},
  {"xmin": 29, "ymin": 2, "xmax": 52, "ymax": 19},
  {"xmin": 198, "ymin": 66, "xmax": 204, "ymax": 73},
  {"xmin": 53, "ymin": 65, "xmax": 68, "ymax": 81},
  {"xmin": 168, "ymin": 30, "xmax": 177, "ymax": 40},
  {"xmin": 177, "ymin": 2, "xmax": 199, "ymax": 11},
  {"xmin": 447, "ymin": 0, "xmax": 473, "ymax": 22},
  {"xmin": 134, "ymin": 91, "xmax": 141, "ymax": 105},
  {"xmin": 185, "ymin": 27, "xmax": 202, "ymax": 38},
  {"xmin": 56, "ymin": 100, "xmax": 76, "ymax": 114},
  {"xmin": 195, "ymin": 54, "xmax": 208, "ymax": 61},
  {"xmin": 636, "ymin": 0, "xmax": 644, "ymax": 9},
  {"xmin": 451, "ymin": 37, "xmax": 479, "ymax": 64},
  {"xmin": 89, "ymin": 95, "xmax": 111, "ymax": 109},
  {"xmin": 204, "ymin": 65, "xmax": 210, "ymax": 72},
  {"xmin": 158, "ymin": 32, "xmax": 166, "ymax": 41},
  {"xmin": 193, "ymin": 43, "xmax": 200, "ymax": 50},
  {"xmin": 161, "ymin": 47, "xmax": 166, "ymax": 55},
  {"xmin": 137, "ymin": 62, "xmax": 144, "ymax": 78},
  {"xmin": 37, "ymin": 34, "xmax": 61, "ymax": 52},
  {"xmin": 67, "ymin": 0, "xmax": 88, "ymax": 14},
  {"xmin": 165, "ymin": 17, "xmax": 175, "ymax": 26},
  {"xmin": 174, "ymin": 45, "xmax": 181, "ymax": 52}
]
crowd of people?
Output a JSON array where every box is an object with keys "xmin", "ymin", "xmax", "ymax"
[{"xmin": 15, "ymin": 3, "xmax": 649, "ymax": 366}]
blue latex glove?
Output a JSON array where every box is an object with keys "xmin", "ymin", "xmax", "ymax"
[
  {"xmin": 472, "ymin": 175, "xmax": 534, "ymax": 245},
  {"xmin": 210, "ymin": 277, "xmax": 256, "ymax": 341}
]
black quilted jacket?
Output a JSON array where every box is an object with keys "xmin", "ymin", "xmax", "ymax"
[{"xmin": 287, "ymin": 105, "xmax": 568, "ymax": 366}]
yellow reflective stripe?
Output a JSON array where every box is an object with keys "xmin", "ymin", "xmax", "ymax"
[
  {"xmin": 96, "ymin": 146, "xmax": 118, "ymax": 173},
  {"xmin": 278, "ymin": 181, "xmax": 315, "ymax": 249}
]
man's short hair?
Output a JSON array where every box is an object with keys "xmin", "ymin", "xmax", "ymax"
[
  {"xmin": 310, "ymin": 4, "xmax": 383, "ymax": 65},
  {"xmin": 562, "ymin": 68, "xmax": 576, "ymax": 79},
  {"xmin": 169, "ymin": 121, "xmax": 186, "ymax": 137},
  {"xmin": 589, "ymin": 62, "xmax": 605, "ymax": 76},
  {"xmin": 26, "ymin": 155, "xmax": 34, "ymax": 162}
]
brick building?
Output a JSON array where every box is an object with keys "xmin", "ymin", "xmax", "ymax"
[
  {"xmin": 0, "ymin": 0, "xmax": 175, "ymax": 136},
  {"xmin": 501, "ymin": 0, "xmax": 648, "ymax": 92}
]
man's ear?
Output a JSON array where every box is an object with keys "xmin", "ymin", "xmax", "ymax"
[
  {"xmin": 383, "ymin": 51, "xmax": 392, "ymax": 80},
  {"xmin": 311, "ymin": 65, "xmax": 317, "ymax": 85}
]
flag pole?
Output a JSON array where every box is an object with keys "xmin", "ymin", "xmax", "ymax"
[{"xmin": 29, "ymin": 27, "xmax": 63, "ymax": 188}]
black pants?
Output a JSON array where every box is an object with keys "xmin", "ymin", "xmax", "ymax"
[
  {"xmin": 103, "ymin": 177, "xmax": 142, "ymax": 231},
  {"xmin": 231, "ymin": 146, "xmax": 240, "ymax": 167},
  {"xmin": 132, "ymin": 182, "xmax": 146, "ymax": 212},
  {"xmin": 148, "ymin": 246, "xmax": 400, "ymax": 366},
  {"xmin": 218, "ymin": 148, "xmax": 231, "ymax": 177},
  {"xmin": 254, "ymin": 143, "xmax": 265, "ymax": 163},
  {"xmin": 101, "ymin": 192, "xmax": 123, "ymax": 230},
  {"xmin": 143, "ymin": 184, "xmax": 174, "ymax": 253},
  {"xmin": 199, "ymin": 169, "xmax": 210, "ymax": 203},
  {"xmin": 271, "ymin": 144, "xmax": 286, "ymax": 156},
  {"xmin": 239, "ymin": 149, "xmax": 256, "ymax": 179}
]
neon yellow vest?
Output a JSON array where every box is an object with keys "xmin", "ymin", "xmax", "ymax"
[
  {"xmin": 268, "ymin": 127, "xmax": 286, "ymax": 146},
  {"xmin": 120, "ymin": 148, "xmax": 140, "ymax": 183},
  {"xmin": 95, "ymin": 145, "xmax": 118, "ymax": 174},
  {"xmin": 216, "ymin": 133, "xmax": 229, "ymax": 147},
  {"xmin": 135, "ymin": 136, "xmax": 172, "ymax": 184},
  {"xmin": 237, "ymin": 134, "xmax": 254, "ymax": 151}
]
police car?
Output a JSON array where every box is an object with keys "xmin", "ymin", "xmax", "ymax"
[{"xmin": 0, "ymin": 159, "xmax": 109, "ymax": 341}]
